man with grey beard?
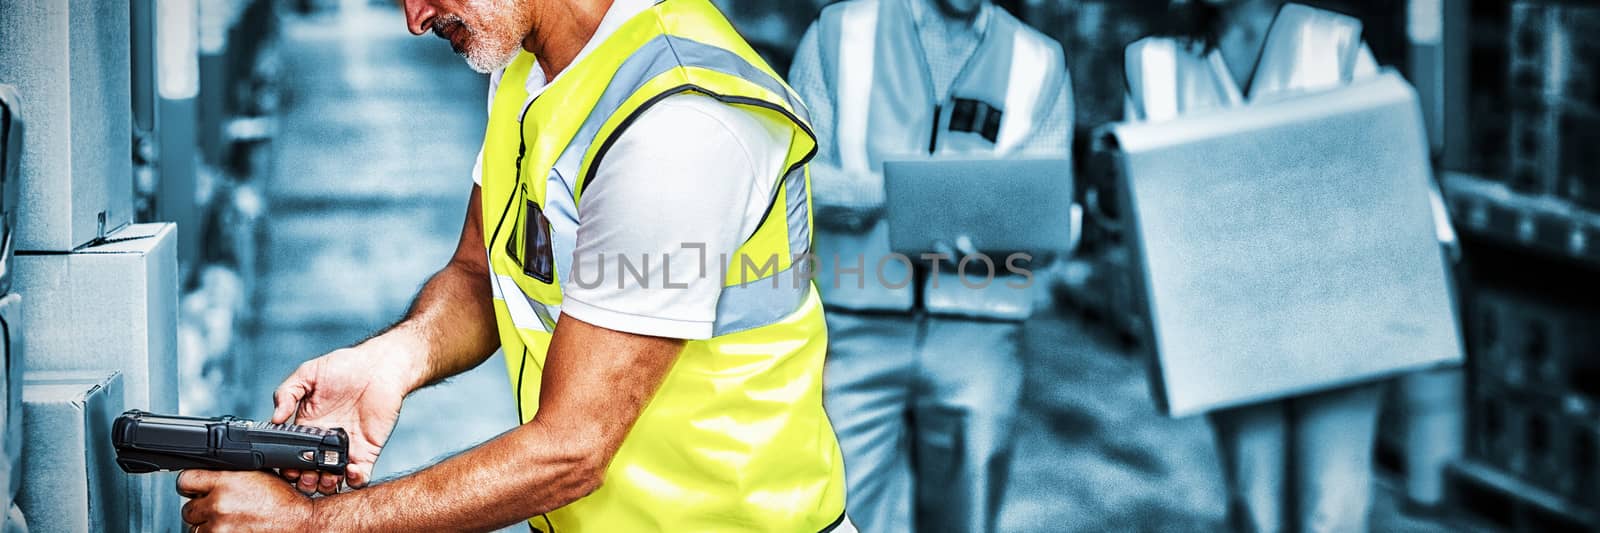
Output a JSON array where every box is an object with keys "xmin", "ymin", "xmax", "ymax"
[{"xmin": 173, "ymin": 0, "xmax": 852, "ymax": 531}]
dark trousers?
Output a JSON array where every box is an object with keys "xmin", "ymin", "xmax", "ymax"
[{"xmin": 823, "ymin": 310, "xmax": 1024, "ymax": 533}]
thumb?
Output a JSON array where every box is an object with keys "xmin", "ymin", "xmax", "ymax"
[
  {"xmin": 272, "ymin": 371, "xmax": 312, "ymax": 424},
  {"xmin": 954, "ymin": 235, "xmax": 978, "ymax": 259},
  {"xmin": 346, "ymin": 462, "xmax": 373, "ymax": 488}
]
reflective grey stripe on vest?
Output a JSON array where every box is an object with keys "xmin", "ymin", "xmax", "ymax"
[
  {"xmin": 713, "ymin": 266, "xmax": 813, "ymax": 336},
  {"xmin": 996, "ymin": 28, "xmax": 1053, "ymax": 152},
  {"xmin": 833, "ymin": 0, "xmax": 878, "ymax": 175},
  {"xmin": 492, "ymin": 270, "xmax": 557, "ymax": 333},
  {"xmin": 540, "ymin": 33, "xmax": 815, "ymax": 335},
  {"xmin": 782, "ymin": 166, "xmax": 811, "ymax": 259},
  {"xmin": 560, "ymin": 33, "xmax": 812, "ymax": 194}
]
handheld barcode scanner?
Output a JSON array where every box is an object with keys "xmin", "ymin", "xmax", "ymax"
[{"xmin": 112, "ymin": 410, "xmax": 349, "ymax": 475}]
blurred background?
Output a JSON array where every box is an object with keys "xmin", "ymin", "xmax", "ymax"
[{"xmin": 1, "ymin": 0, "xmax": 1598, "ymax": 531}]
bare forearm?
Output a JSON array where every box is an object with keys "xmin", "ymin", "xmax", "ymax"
[
  {"xmin": 312, "ymin": 418, "xmax": 598, "ymax": 532},
  {"xmin": 312, "ymin": 316, "xmax": 682, "ymax": 532},
  {"xmin": 380, "ymin": 260, "xmax": 500, "ymax": 390},
  {"xmin": 366, "ymin": 187, "xmax": 500, "ymax": 392}
]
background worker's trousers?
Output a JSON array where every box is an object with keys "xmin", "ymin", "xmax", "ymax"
[
  {"xmin": 1209, "ymin": 383, "xmax": 1386, "ymax": 533},
  {"xmin": 823, "ymin": 310, "xmax": 1024, "ymax": 533}
]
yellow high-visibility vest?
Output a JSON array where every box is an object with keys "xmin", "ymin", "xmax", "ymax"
[{"xmin": 477, "ymin": 0, "xmax": 846, "ymax": 530}]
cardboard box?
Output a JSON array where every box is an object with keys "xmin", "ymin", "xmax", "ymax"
[
  {"xmin": 0, "ymin": 0, "xmax": 133, "ymax": 251},
  {"xmin": 18, "ymin": 371, "xmax": 126, "ymax": 533},
  {"xmin": 14, "ymin": 223, "xmax": 178, "ymax": 415},
  {"xmin": 1108, "ymin": 73, "xmax": 1463, "ymax": 416},
  {"xmin": 14, "ymin": 225, "xmax": 179, "ymax": 531},
  {"xmin": 1, "ymin": 84, "xmax": 21, "ymax": 295},
  {"xmin": 0, "ymin": 294, "xmax": 23, "ymax": 504}
]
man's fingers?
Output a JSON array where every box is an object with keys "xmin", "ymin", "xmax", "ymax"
[
  {"xmin": 176, "ymin": 470, "xmax": 217, "ymax": 498},
  {"xmin": 317, "ymin": 474, "xmax": 341, "ymax": 495},
  {"xmin": 280, "ymin": 468, "xmax": 301, "ymax": 482},
  {"xmin": 271, "ymin": 375, "xmax": 311, "ymax": 424},
  {"xmin": 346, "ymin": 463, "xmax": 371, "ymax": 488},
  {"xmin": 954, "ymin": 235, "xmax": 978, "ymax": 258},
  {"xmin": 296, "ymin": 471, "xmax": 321, "ymax": 494},
  {"xmin": 180, "ymin": 498, "xmax": 210, "ymax": 526}
]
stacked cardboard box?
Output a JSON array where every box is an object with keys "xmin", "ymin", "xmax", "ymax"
[
  {"xmin": 0, "ymin": 0, "xmax": 134, "ymax": 252},
  {"xmin": 1, "ymin": 42, "xmax": 30, "ymax": 533},
  {"xmin": 13, "ymin": 223, "xmax": 179, "ymax": 531},
  {"xmin": 0, "ymin": 295, "xmax": 23, "ymax": 531},
  {"xmin": 14, "ymin": 224, "xmax": 178, "ymax": 416},
  {"xmin": 3, "ymin": 1, "xmax": 186, "ymax": 530},
  {"xmin": 1, "ymin": 84, "xmax": 20, "ymax": 294},
  {"xmin": 18, "ymin": 371, "xmax": 127, "ymax": 533}
]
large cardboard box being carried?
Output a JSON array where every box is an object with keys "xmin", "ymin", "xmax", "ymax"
[
  {"xmin": 18, "ymin": 371, "xmax": 127, "ymax": 533},
  {"xmin": 0, "ymin": 0, "xmax": 133, "ymax": 251},
  {"xmin": 1106, "ymin": 72, "xmax": 1463, "ymax": 417}
]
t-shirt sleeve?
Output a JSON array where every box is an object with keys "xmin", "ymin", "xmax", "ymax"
[
  {"xmin": 560, "ymin": 94, "xmax": 792, "ymax": 339},
  {"xmin": 472, "ymin": 69, "xmax": 505, "ymax": 185}
]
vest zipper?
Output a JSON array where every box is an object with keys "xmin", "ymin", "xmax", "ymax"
[
  {"xmin": 504, "ymin": 98, "xmax": 538, "ymax": 266},
  {"xmin": 514, "ymin": 99, "xmax": 535, "ymax": 171},
  {"xmin": 910, "ymin": 5, "xmax": 992, "ymax": 155}
]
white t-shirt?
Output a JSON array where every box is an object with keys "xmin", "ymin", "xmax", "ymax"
[{"xmin": 471, "ymin": 0, "xmax": 795, "ymax": 340}]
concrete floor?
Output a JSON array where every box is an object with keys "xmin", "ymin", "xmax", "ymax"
[{"xmin": 242, "ymin": 5, "xmax": 1463, "ymax": 531}]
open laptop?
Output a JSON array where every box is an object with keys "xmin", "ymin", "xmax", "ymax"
[
  {"xmin": 1106, "ymin": 70, "xmax": 1463, "ymax": 417},
  {"xmin": 883, "ymin": 158, "xmax": 1074, "ymax": 257}
]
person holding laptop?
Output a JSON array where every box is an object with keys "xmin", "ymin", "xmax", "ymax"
[{"xmin": 788, "ymin": 0, "xmax": 1073, "ymax": 530}]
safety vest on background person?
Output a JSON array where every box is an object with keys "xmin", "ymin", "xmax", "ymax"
[
  {"xmin": 1125, "ymin": 3, "xmax": 1373, "ymax": 120},
  {"xmin": 1123, "ymin": 2, "xmax": 1458, "ymax": 245},
  {"xmin": 811, "ymin": 0, "xmax": 1068, "ymax": 312},
  {"xmin": 478, "ymin": 0, "xmax": 846, "ymax": 530}
]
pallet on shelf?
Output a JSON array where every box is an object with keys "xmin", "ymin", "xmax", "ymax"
[
  {"xmin": 1443, "ymin": 172, "xmax": 1600, "ymax": 266},
  {"xmin": 1448, "ymin": 458, "xmax": 1596, "ymax": 533}
]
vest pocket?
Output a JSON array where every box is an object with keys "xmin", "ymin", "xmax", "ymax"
[
  {"xmin": 521, "ymin": 199, "xmax": 555, "ymax": 284},
  {"xmin": 502, "ymin": 181, "xmax": 555, "ymax": 285}
]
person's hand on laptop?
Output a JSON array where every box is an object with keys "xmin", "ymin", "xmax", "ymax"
[
  {"xmin": 811, "ymin": 166, "xmax": 885, "ymax": 232},
  {"xmin": 930, "ymin": 235, "xmax": 979, "ymax": 263}
]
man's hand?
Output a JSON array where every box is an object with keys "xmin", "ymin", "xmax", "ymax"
[
  {"xmin": 274, "ymin": 186, "xmax": 501, "ymax": 495},
  {"xmin": 272, "ymin": 336, "xmax": 423, "ymax": 493},
  {"xmin": 301, "ymin": 316, "xmax": 686, "ymax": 532},
  {"xmin": 177, "ymin": 470, "xmax": 317, "ymax": 532},
  {"xmin": 815, "ymin": 203, "xmax": 882, "ymax": 233},
  {"xmin": 811, "ymin": 165, "xmax": 885, "ymax": 233}
]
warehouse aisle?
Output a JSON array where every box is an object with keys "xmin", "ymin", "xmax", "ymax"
[{"xmin": 244, "ymin": 5, "xmax": 517, "ymax": 484}]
